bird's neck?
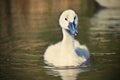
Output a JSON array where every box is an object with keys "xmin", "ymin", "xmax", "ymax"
[{"xmin": 61, "ymin": 29, "xmax": 75, "ymax": 51}]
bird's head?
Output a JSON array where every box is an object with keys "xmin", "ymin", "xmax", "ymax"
[{"xmin": 59, "ymin": 9, "xmax": 78, "ymax": 36}]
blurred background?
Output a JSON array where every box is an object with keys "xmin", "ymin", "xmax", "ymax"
[{"xmin": 0, "ymin": 0, "xmax": 120, "ymax": 80}]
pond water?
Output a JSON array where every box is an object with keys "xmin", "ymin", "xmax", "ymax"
[{"xmin": 0, "ymin": 0, "xmax": 120, "ymax": 80}]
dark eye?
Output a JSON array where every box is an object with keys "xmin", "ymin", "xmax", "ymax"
[
  {"xmin": 74, "ymin": 16, "xmax": 76, "ymax": 20},
  {"xmin": 65, "ymin": 18, "xmax": 68, "ymax": 21}
]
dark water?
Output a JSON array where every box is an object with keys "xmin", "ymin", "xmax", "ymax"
[{"xmin": 0, "ymin": 0, "xmax": 120, "ymax": 80}]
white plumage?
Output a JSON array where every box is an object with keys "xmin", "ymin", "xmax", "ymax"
[{"xmin": 44, "ymin": 9, "xmax": 90, "ymax": 67}]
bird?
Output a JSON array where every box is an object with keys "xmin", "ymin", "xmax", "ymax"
[{"xmin": 44, "ymin": 9, "xmax": 90, "ymax": 67}]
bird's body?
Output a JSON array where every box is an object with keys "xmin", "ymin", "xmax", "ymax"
[{"xmin": 44, "ymin": 9, "xmax": 90, "ymax": 67}]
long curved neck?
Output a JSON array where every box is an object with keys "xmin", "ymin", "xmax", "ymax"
[{"xmin": 61, "ymin": 29, "xmax": 75, "ymax": 52}]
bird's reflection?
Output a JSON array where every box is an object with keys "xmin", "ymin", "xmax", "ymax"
[{"xmin": 45, "ymin": 66, "xmax": 89, "ymax": 80}]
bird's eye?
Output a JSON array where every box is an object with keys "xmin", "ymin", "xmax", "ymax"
[
  {"xmin": 74, "ymin": 16, "xmax": 76, "ymax": 20},
  {"xmin": 65, "ymin": 18, "xmax": 68, "ymax": 21}
]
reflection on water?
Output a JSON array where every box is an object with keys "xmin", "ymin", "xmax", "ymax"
[
  {"xmin": 88, "ymin": 7, "xmax": 120, "ymax": 80},
  {"xmin": 45, "ymin": 67, "xmax": 89, "ymax": 80},
  {"xmin": 90, "ymin": 8, "xmax": 120, "ymax": 53},
  {"xmin": 0, "ymin": 0, "xmax": 120, "ymax": 80}
]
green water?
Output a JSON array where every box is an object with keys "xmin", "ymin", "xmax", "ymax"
[{"xmin": 0, "ymin": 0, "xmax": 120, "ymax": 80}]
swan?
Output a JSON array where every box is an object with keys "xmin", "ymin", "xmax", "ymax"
[{"xmin": 44, "ymin": 9, "xmax": 90, "ymax": 67}]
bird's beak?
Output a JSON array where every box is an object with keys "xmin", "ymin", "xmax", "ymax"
[{"xmin": 68, "ymin": 22, "xmax": 78, "ymax": 36}]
